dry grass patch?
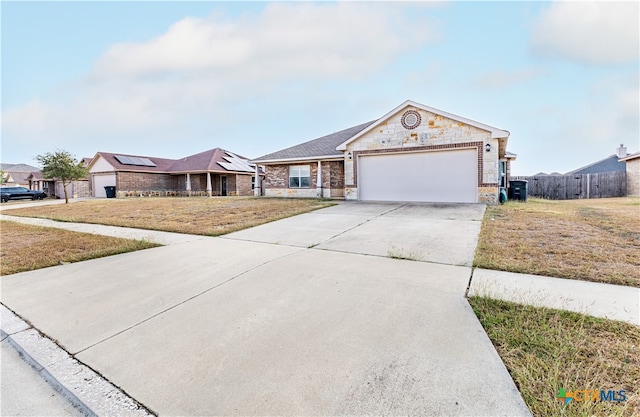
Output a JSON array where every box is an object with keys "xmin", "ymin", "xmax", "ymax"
[
  {"xmin": 474, "ymin": 197, "xmax": 640, "ymax": 287},
  {"xmin": 4, "ymin": 197, "xmax": 334, "ymax": 236},
  {"xmin": 469, "ymin": 297, "xmax": 640, "ymax": 417},
  {"xmin": 0, "ymin": 221, "xmax": 159, "ymax": 275}
]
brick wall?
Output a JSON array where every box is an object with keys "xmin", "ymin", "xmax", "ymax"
[
  {"xmin": 236, "ymin": 175, "xmax": 253, "ymax": 196},
  {"xmin": 265, "ymin": 165, "xmax": 289, "ymax": 189},
  {"xmin": 72, "ymin": 180, "xmax": 91, "ymax": 198},
  {"xmin": 118, "ymin": 171, "xmax": 177, "ymax": 191},
  {"xmin": 264, "ymin": 162, "xmax": 345, "ymax": 198},
  {"xmin": 626, "ymin": 158, "xmax": 640, "ymax": 196}
]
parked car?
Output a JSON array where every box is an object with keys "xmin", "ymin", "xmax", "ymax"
[{"xmin": 0, "ymin": 187, "xmax": 48, "ymax": 202}]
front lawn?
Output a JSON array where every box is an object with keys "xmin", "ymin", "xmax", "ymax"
[
  {"xmin": 469, "ymin": 296, "xmax": 640, "ymax": 417},
  {"xmin": 474, "ymin": 197, "xmax": 640, "ymax": 287},
  {"xmin": 3, "ymin": 197, "xmax": 334, "ymax": 236},
  {"xmin": 0, "ymin": 221, "xmax": 160, "ymax": 275}
]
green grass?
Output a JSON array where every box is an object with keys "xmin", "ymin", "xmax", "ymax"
[{"xmin": 469, "ymin": 296, "xmax": 640, "ymax": 416}]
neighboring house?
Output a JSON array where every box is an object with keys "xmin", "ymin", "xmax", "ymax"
[
  {"xmin": 26, "ymin": 161, "xmax": 92, "ymax": 199},
  {"xmin": 88, "ymin": 148, "xmax": 260, "ymax": 198},
  {"xmin": 619, "ymin": 152, "xmax": 640, "ymax": 196},
  {"xmin": 1, "ymin": 163, "xmax": 40, "ymax": 187},
  {"xmin": 566, "ymin": 144, "xmax": 629, "ymax": 175},
  {"xmin": 252, "ymin": 100, "xmax": 515, "ymax": 204}
]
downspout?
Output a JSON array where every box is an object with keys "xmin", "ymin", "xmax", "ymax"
[
  {"xmin": 317, "ymin": 161, "xmax": 323, "ymax": 198},
  {"xmin": 254, "ymin": 165, "xmax": 261, "ymax": 197}
]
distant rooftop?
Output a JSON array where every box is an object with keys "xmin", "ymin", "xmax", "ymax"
[{"xmin": 566, "ymin": 155, "xmax": 627, "ymax": 175}]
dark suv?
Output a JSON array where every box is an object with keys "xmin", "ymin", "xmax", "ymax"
[{"xmin": 0, "ymin": 187, "xmax": 48, "ymax": 202}]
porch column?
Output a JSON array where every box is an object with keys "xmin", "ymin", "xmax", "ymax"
[
  {"xmin": 254, "ymin": 165, "xmax": 261, "ymax": 196},
  {"xmin": 185, "ymin": 173, "xmax": 191, "ymax": 196},
  {"xmin": 317, "ymin": 161, "xmax": 323, "ymax": 198},
  {"xmin": 206, "ymin": 172, "xmax": 212, "ymax": 197}
]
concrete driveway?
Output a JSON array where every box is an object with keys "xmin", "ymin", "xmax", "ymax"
[
  {"xmin": 224, "ymin": 202, "xmax": 485, "ymax": 266},
  {"xmin": 1, "ymin": 202, "xmax": 530, "ymax": 416}
]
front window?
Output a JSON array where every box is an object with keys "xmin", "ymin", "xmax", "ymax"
[{"xmin": 289, "ymin": 165, "xmax": 310, "ymax": 188}]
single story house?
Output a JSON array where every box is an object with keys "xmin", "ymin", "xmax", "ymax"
[
  {"xmin": 27, "ymin": 172, "xmax": 91, "ymax": 199},
  {"xmin": 88, "ymin": 148, "xmax": 260, "ymax": 198},
  {"xmin": 1, "ymin": 163, "xmax": 41, "ymax": 187},
  {"xmin": 619, "ymin": 152, "xmax": 640, "ymax": 196},
  {"xmin": 567, "ymin": 144, "xmax": 630, "ymax": 175},
  {"xmin": 252, "ymin": 100, "xmax": 515, "ymax": 204}
]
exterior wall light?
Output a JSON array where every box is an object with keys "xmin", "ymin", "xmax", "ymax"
[
  {"xmin": 348, "ymin": 152, "xmax": 352, "ymax": 160},
  {"xmin": 485, "ymin": 143, "xmax": 491, "ymax": 152}
]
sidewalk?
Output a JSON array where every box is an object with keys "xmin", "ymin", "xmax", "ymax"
[
  {"xmin": 0, "ymin": 214, "xmax": 206, "ymax": 246},
  {"xmin": 468, "ymin": 268, "xmax": 640, "ymax": 326}
]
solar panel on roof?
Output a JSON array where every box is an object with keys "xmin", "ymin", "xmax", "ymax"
[
  {"xmin": 139, "ymin": 158, "xmax": 156, "ymax": 167},
  {"xmin": 114, "ymin": 155, "xmax": 157, "ymax": 167},
  {"xmin": 114, "ymin": 155, "xmax": 134, "ymax": 165}
]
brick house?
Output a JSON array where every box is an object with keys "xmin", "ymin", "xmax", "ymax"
[
  {"xmin": 252, "ymin": 100, "xmax": 515, "ymax": 204},
  {"xmin": 88, "ymin": 148, "xmax": 259, "ymax": 198},
  {"xmin": 619, "ymin": 152, "xmax": 640, "ymax": 196}
]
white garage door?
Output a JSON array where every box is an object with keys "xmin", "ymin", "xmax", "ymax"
[
  {"xmin": 358, "ymin": 149, "xmax": 478, "ymax": 203},
  {"xmin": 93, "ymin": 174, "xmax": 116, "ymax": 198}
]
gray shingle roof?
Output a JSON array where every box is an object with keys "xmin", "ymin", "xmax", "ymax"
[
  {"xmin": 252, "ymin": 120, "xmax": 376, "ymax": 162},
  {"xmin": 567, "ymin": 155, "xmax": 627, "ymax": 175},
  {"xmin": 1, "ymin": 163, "xmax": 40, "ymax": 172}
]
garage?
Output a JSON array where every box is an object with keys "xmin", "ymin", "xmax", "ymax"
[
  {"xmin": 358, "ymin": 149, "xmax": 478, "ymax": 203},
  {"xmin": 93, "ymin": 174, "xmax": 116, "ymax": 198}
]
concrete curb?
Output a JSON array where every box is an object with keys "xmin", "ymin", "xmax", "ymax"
[{"xmin": 1, "ymin": 304, "xmax": 154, "ymax": 417}]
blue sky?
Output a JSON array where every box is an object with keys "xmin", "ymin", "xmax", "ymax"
[{"xmin": 2, "ymin": 1, "xmax": 638, "ymax": 175}]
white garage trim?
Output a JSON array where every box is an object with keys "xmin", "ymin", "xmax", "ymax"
[
  {"xmin": 357, "ymin": 149, "xmax": 478, "ymax": 203},
  {"xmin": 93, "ymin": 174, "xmax": 116, "ymax": 198}
]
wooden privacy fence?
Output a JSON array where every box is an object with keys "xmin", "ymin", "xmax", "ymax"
[{"xmin": 512, "ymin": 171, "xmax": 627, "ymax": 200}]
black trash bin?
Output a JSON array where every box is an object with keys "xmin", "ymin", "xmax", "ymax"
[
  {"xmin": 508, "ymin": 180, "xmax": 528, "ymax": 202},
  {"xmin": 104, "ymin": 186, "xmax": 116, "ymax": 198}
]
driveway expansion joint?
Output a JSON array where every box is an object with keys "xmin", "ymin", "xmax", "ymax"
[
  {"xmin": 75, "ymin": 247, "xmax": 308, "ymax": 355},
  {"xmin": 311, "ymin": 202, "xmax": 408, "ymax": 247},
  {"xmin": 464, "ymin": 267, "xmax": 475, "ymax": 298}
]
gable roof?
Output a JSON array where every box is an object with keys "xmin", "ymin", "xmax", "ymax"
[
  {"xmin": 619, "ymin": 152, "xmax": 640, "ymax": 162},
  {"xmin": 89, "ymin": 148, "xmax": 257, "ymax": 175},
  {"xmin": 90, "ymin": 152, "xmax": 176, "ymax": 173},
  {"xmin": 252, "ymin": 121, "xmax": 376, "ymax": 163},
  {"xmin": 336, "ymin": 100, "xmax": 510, "ymax": 151},
  {"xmin": 252, "ymin": 100, "xmax": 510, "ymax": 163},
  {"xmin": 566, "ymin": 155, "xmax": 627, "ymax": 175},
  {"xmin": 1, "ymin": 163, "xmax": 40, "ymax": 172}
]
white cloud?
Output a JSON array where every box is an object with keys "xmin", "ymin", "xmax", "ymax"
[
  {"xmin": 3, "ymin": 2, "xmax": 439, "ymax": 158},
  {"xmin": 92, "ymin": 2, "xmax": 436, "ymax": 81},
  {"xmin": 472, "ymin": 68, "xmax": 546, "ymax": 89},
  {"xmin": 530, "ymin": 2, "xmax": 639, "ymax": 66}
]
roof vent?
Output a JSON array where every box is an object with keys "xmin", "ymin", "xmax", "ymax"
[{"xmin": 401, "ymin": 110, "xmax": 421, "ymax": 130}]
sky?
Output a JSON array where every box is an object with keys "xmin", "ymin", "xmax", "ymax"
[{"xmin": 1, "ymin": 1, "xmax": 638, "ymax": 175}]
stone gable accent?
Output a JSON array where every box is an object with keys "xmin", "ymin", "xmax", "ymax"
[{"xmin": 343, "ymin": 106, "xmax": 500, "ymax": 204}]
